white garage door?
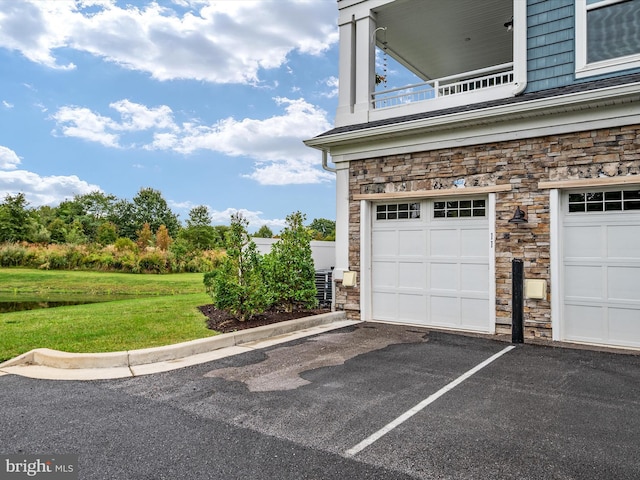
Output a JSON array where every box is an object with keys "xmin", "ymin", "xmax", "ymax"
[
  {"xmin": 562, "ymin": 188, "xmax": 640, "ymax": 348},
  {"xmin": 371, "ymin": 198, "xmax": 491, "ymax": 332}
]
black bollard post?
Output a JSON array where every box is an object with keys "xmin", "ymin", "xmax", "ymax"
[{"xmin": 512, "ymin": 259, "xmax": 524, "ymax": 344}]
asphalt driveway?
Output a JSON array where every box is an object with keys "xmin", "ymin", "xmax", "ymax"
[{"xmin": 1, "ymin": 322, "xmax": 639, "ymax": 479}]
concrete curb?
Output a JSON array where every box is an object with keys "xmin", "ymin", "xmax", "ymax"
[{"xmin": 0, "ymin": 311, "xmax": 348, "ymax": 370}]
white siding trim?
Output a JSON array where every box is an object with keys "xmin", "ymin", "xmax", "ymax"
[
  {"xmin": 305, "ymin": 83, "xmax": 640, "ymax": 161},
  {"xmin": 360, "ymin": 199, "xmax": 372, "ymax": 321},
  {"xmin": 488, "ymin": 193, "xmax": 497, "ymax": 334},
  {"xmin": 575, "ymin": 0, "xmax": 640, "ymax": 78},
  {"xmin": 550, "ymin": 189, "xmax": 561, "ymax": 341}
]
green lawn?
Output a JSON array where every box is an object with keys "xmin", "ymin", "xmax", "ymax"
[
  {"xmin": 0, "ymin": 269, "xmax": 205, "ymax": 297},
  {"xmin": 0, "ymin": 269, "xmax": 217, "ymax": 362}
]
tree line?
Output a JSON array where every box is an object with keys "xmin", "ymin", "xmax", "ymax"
[{"xmin": 0, "ymin": 188, "xmax": 335, "ymax": 274}]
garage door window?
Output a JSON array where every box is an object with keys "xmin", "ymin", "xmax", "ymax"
[
  {"xmin": 568, "ymin": 189, "xmax": 640, "ymax": 212},
  {"xmin": 376, "ymin": 202, "xmax": 420, "ymax": 220},
  {"xmin": 433, "ymin": 199, "xmax": 486, "ymax": 218}
]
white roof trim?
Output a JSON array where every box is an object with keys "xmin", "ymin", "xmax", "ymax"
[{"xmin": 305, "ymin": 82, "xmax": 640, "ymax": 161}]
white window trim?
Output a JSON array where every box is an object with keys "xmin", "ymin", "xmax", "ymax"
[{"xmin": 575, "ymin": 0, "xmax": 640, "ymax": 78}]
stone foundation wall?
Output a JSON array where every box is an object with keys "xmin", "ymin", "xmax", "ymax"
[{"xmin": 336, "ymin": 124, "xmax": 640, "ymax": 337}]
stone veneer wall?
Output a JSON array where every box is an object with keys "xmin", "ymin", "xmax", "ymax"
[{"xmin": 335, "ymin": 124, "xmax": 640, "ymax": 339}]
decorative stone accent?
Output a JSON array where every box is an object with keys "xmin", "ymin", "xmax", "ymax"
[{"xmin": 337, "ymin": 124, "xmax": 640, "ymax": 338}]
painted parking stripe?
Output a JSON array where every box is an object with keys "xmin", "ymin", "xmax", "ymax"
[{"xmin": 345, "ymin": 345, "xmax": 516, "ymax": 457}]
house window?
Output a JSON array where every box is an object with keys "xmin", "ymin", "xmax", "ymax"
[
  {"xmin": 376, "ymin": 203, "xmax": 420, "ymax": 220},
  {"xmin": 568, "ymin": 189, "xmax": 640, "ymax": 212},
  {"xmin": 433, "ymin": 199, "xmax": 486, "ymax": 218},
  {"xmin": 576, "ymin": 0, "xmax": 640, "ymax": 78}
]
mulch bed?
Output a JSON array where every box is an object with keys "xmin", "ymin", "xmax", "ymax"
[{"xmin": 198, "ymin": 304, "xmax": 331, "ymax": 334}]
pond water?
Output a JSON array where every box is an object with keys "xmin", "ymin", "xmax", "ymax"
[
  {"xmin": 0, "ymin": 295, "xmax": 134, "ymax": 313},
  {"xmin": 0, "ymin": 300, "xmax": 101, "ymax": 313}
]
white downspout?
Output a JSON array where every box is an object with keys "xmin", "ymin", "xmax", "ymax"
[
  {"xmin": 320, "ymin": 149, "xmax": 340, "ymax": 312},
  {"xmin": 322, "ymin": 149, "xmax": 337, "ymax": 173},
  {"xmin": 512, "ymin": 0, "xmax": 528, "ymax": 95}
]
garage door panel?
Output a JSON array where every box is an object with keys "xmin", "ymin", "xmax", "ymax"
[
  {"xmin": 430, "ymin": 229, "xmax": 459, "ymax": 257},
  {"xmin": 564, "ymin": 225, "xmax": 602, "ymax": 258},
  {"xmin": 430, "ymin": 296, "xmax": 459, "ymax": 326},
  {"xmin": 373, "ymin": 231, "xmax": 397, "ymax": 256},
  {"xmin": 564, "ymin": 265, "xmax": 603, "ymax": 299},
  {"xmin": 608, "ymin": 308, "xmax": 640, "ymax": 346},
  {"xmin": 461, "ymin": 298, "xmax": 490, "ymax": 329},
  {"xmin": 398, "ymin": 230, "xmax": 426, "ymax": 256},
  {"xmin": 608, "ymin": 266, "xmax": 640, "ymax": 301},
  {"xmin": 608, "ymin": 225, "xmax": 640, "ymax": 258},
  {"xmin": 372, "ymin": 292, "xmax": 398, "ymax": 321},
  {"xmin": 430, "ymin": 263, "xmax": 458, "ymax": 290},
  {"xmin": 372, "ymin": 261, "xmax": 396, "ymax": 288},
  {"xmin": 460, "ymin": 264, "xmax": 489, "ymax": 292},
  {"xmin": 398, "ymin": 294, "xmax": 428, "ymax": 323},
  {"xmin": 460, "ymin": 229, "xmax": 488, "ymax": 257},
  {"xmin": 398, "ymin": 261, "xmax": 426, "ymax": 290},
  {"xmin": 564, "ymin": 304, "xmax": 604, "ymax": 342}
]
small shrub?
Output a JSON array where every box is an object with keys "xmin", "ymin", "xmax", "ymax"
[
  {"xmin": 115, "ymin": 237, "xmax": 137, "ymax": 253},
  {"xmin": 263, "ymin": 211, "xmax": 317, "ymax": 312},
  {"xmin": 0, "ymin": 243, "xmax": 28, "ymax": 267},
  {"xmin": 205, "ymin": 213, "xmax": 268, "ymax": 321},
  {"xmin": 138, "ymin": 251, "xmax": 167, "ymax": 274}
]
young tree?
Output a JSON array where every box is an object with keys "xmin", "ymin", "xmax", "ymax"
[
  {"xmin": 65, "ymin": 220, "xmax": 87, "ymax": 245},
  {"xmin": 186, "ymin": 205, "xmax": 212, "ymax": 228},
  {"xmin": 96, "ymin": 221, "xmax": 118, "ymax": 245},
  {"xmin": 264, "ymin": 211, "xmax": 317, "ymax": 312},
  {"xmin": 204, "ymin": 213, "xmax": 267, "ymax": 321},
  {"xmin": 132, "ymin": 187, "xmax": 180, "ymax": 237},
  {"xmin": 47, "ymin": 218, "xmax": 67, "ymax": 244},
  {"xmin": 253, "ymin": 225, "xmax": 273, "ymax": 238},
  {"xmin": 0, "ymin": 193, "xmax": 32, "ymax": 242},
  {"xmin": 308, "ymin": 218, "xmax": 336, "ymax": 241},
  {"xmin": 155, "ymin": 224, "xmax": 172, "ymax": 251},
  {"xmin": 180, "ymin": 205, "xmax": 217, "ymax": 250},
  {"xmin": 136, "ymin": 222, "xmax": 154, "ymax": 250},
  {"xmin": 110, "ymin": 188, "xmax": 180, "ymax": 240}
]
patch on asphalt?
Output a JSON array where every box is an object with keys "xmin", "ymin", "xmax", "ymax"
[{"xmin": 204, "ymin": 324, "xmax": 427, "ymax": 392}]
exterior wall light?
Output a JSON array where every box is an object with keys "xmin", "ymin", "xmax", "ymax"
[{"xmin": 508, "ymin": 206, "xmax": 528, "ymax": 224}]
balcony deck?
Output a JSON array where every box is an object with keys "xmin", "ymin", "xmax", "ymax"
[{"xmin": 372, "ymin": 63, "xmax": 514, "ymax": 111}]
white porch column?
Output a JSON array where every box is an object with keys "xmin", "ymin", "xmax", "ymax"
[
  {"xmin": 335, "ymin": 11, "xmax": 376, "ymax": 126},
  {"xmin": 353, "ymin": 13, "xmax": 376, "ymax": 121},
  {"xmin": 336, "ymin": 15, "xmax": 355, "ymax": 126}
]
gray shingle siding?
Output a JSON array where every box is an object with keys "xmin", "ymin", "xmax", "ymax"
[
  {"xmin": 525, "ymin": 0, "xmax": 640, "ymax": 93},
  {"xmin": 526, "ymin": 0, "xmax": 575, "ymax": 93}
]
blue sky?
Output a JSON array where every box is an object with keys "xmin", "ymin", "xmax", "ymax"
[{"xmin": 0, "ymin": 0, "xmax": 341, "ymax": 232}]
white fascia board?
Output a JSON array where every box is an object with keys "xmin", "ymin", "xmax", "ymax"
[
  {"xmin": 305, "ymin": 82, "xmax": 640, "ymax": 160},
  {"xmin": 338, "ymin": 0, "xmax": 390, "ymax": 23}
]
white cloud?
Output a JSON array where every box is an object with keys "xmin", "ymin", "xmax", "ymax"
[
  {"xmin": 51, "ymin": 106, "xmax": 121, "ymax": 147},
  {"xmin": 109, "ymin": 99, "xmax": 178, "ymax": 132},
  {"xmin": 321, "ymin": 76, "xmax": 339, "ymax": 99},
  {"xmin": 2, "ymin": 100, "xmax": 13, "ymax": 109},
  {"xmin": 0, "ymin": 0, "xmax": 338, "ymax": 84},
  {"xmin": 0, "ymin": 145, "xmax": 101, "ymax": 206},
  {"xmin": 0, "ymin": 170, "xmax": 101, "ymax": 206},
  {"xmin": 52, "ymin": 96, "xmax": 334, "ymax": 185},
  {"xmin": 209, "ymin": 207, "xmax": 286, "ymax": 231},
  {"xmin": 168, "ymin": 200, "xmax": 286, "ymax": 230},
  {"xmin": 0, "ymin": 146, "xmax": 21, "ymax": 169}
]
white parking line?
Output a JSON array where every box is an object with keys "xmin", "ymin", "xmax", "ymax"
[{"xmin": 344, "ymin": 345, "xmax": 517, "ymax": 457}]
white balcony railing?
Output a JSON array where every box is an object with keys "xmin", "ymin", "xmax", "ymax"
[{"xmin": 372, "ymin": 62, "xmax": 514, "ymax": 110}]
